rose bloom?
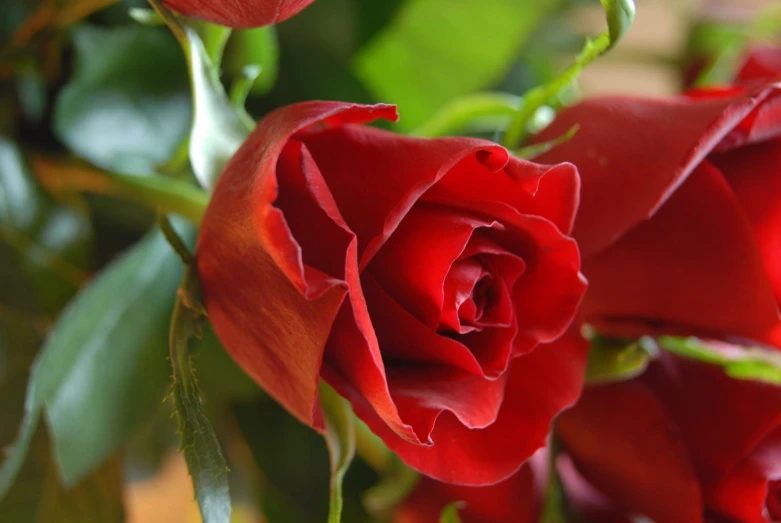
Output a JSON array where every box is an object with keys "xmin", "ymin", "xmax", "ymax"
[
  {"xmin": 396, "ymin": 49, "xmax": 781, "ymax": 523},
  {"xmin": 162, "ymin": 0, "xmax": 316, "ymax": 28},
  {"xmin": 531, "ymin": 51, "xmax": 781, "ymax": 522},
  {"xmin": 557, "ymin": 351, "xmax": 781, "ymax": 523},
  {"xmin": 398, "ymin": 353, "xmax": 781, "ymax": 523},
  {"xmin": 196, "ymin": 101, "xmax": 587, "ymax": 484}
]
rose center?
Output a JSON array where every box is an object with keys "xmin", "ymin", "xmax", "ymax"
[{"xmin": 439, "ymin": 256, "xmax": 510, "ymax": 334}]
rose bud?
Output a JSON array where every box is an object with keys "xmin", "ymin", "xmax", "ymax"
[
  {"xmin": 531, "ymin": 53, "xmax": 781, "ymax": 521},
  {"xmin": 196, "ymin": 101, "xmax": 587, "ymax": 484},
  {"xmin": 162, "ymin": 0, "xmax": 316, "ymax": 28}
]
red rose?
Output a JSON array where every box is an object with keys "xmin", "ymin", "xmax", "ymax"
[
  {"xmin": 196, "ymin": 101, "xmax": 587, "ymax": 484},
  {"xmin": 162, "ymin": 0, "xmax": 316, "ymax": 28},
  {"xmin": 532, "ymin": 54, "xmax": 781, "ymax": 522},
  {"xmin": 535, "ymin": 78, "xmax": 781, "ymax": 349},
  {"xmin": 557, "ymin": 350, "xmax": 781, "ymax": 523}
]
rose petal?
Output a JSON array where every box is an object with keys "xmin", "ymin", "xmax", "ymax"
[
  {"xmin": 557, "ymin": 381, "xmax": 703, "ymax": 523},
  {"xmin": 385, "ymin": 365, "xmax": 508, "ymax": 440},
  {"xmin": 368, "ymin": 203, "xmax": 499, "ymax": 328},
  {"xmin": 361, "ymin": 273, "xmax": 485, "ymax": 377},
  {"xmin": 644, "ymin": 355, "xmax": 781, "ymax": 485},
  {"xmin": 395, "ymin": 465, "xmax": 538, "ymax": 523},
  {"xmin": 768, "ymin": 480, "xmax": 781, "ymax": 520},
  {"xmin": 534, "ymin": 89, "xmax": 773, "ymax": 256},
  {"xmin": 197, "ymin": 102, "xmax": 397, "ymax": 427},
  {"xmin": 299, "ymin": 126, "xmax": 516, "ymax": 267},
  {"xmin": 162, "ymin": 0, "xmax": 316, "ymax": 28},
  {"xmin": 340, "ymin": 328, "xmax": 588, "ymax": 485},
  {"xmin": 580, "ymin": 161, "xmax": 781, "ymax": 345},
  {"xmin": 423, "ymin": 151, "xmax": 581, "ymax": 235},
  {"xmin": 711, "ymin": 138, "xmax": 781, "ymax": 310},
  {"xmin": 556, "ymin": 455, "xmax": 635, "ymax": 523}
]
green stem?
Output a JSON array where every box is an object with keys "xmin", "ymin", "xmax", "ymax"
[
  {"xmin": 410, "ymin": 93, "xmax": 520, "ymax": 138},
  {"xmin": 33, "ymin": 157, "xmax": 208, "ymax": 224},
  {"xmin": 157, "ymin": 214, "xmax": 195, "ymax": 265},
  {"xmin": 539, "ymin": 434, "xmax": 566, "ymax": 523},
  {"xmin": 503, "ymin": 31, "xmax": 611, "ymax": 149}
]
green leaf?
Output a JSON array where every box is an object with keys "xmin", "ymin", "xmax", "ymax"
[
  {"xmin": 439, "ymin": 502, "xmax": 465, "ymax": 523},
  {"xmin": 32, "ymin": 157, "xmax": 208, "ymax": 226},
  {"xmin": 321, "ymin": 382, "xmax": 356, "ymax": 523},
  {"xmin": 191, "ymin": 20, "xmax": 231, "ymax": 68},
  {"xmin": 54, "ymin": 24, "xmax": 191, "ymax": 172},
  {"xmin": 0, "ymin": 226, "xmax": 187, "ymax": 498},
  {"xmin": 15, "ymin": 59, "xmax": 47, "ymax": 123},
  {"xmin": 229, "ymin": 66, "xmax": 262, "ymax": 110},
  {"xmin": 656, "ymin": 336, "xmax": 781, "ymax": 385},
  {"xmin": 235, "ymin": 398, "xmax": 332, "ymax": 522},
  {"xmin": 193, "ymin": 325, "xmax": 263, "ymax": 403},
  {"xmin": 354, "ymin": 0, "xmax": 564, "ymax": 129},
  {"xmin": 0, "ymin": 138, "xmax": 92, "ymax": 315},
  {"xmin": 0, "ymin": 426, "xmax": 124, "ymax": 523},
  {"xmin": 149, "ymin": 0, "xmax": 252, "ymax": 190},
  {"xmin": 224, "ymin": 27, "xmax": 279, "ymax": 96},
  {"xmin": 600, "ymin": 0, "xmax": 635, "ymax": 49},
  {"xmin": 585, "ymin": 334, "xmax": 656, "ymax": 385},
  {"xmin": 169, "ymin": 268, "xmax": 232, "ymax": 523}
]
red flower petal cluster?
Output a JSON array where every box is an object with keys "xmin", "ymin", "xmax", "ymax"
[
  {"xmin": 398, "ymin": 351, "xmax": 781, "ymax": 523},
  {"xmin": 196, "ymin": 101, "xmax": 587, "ymax": 484},
  {"xmin": 532, "ymin": 48, "xmax": 781, "ymax": 523}
]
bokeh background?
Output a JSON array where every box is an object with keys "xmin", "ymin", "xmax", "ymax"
[
  {"xmin": 0, "ymin": 0, "xmax": 776, "ymax": 521},
  {"xmin": 126, "ymin": 1, "xmax": 775, "ymax": 520}
]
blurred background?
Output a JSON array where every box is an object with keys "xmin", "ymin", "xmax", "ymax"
[{"xmin": 0, "ymin": 0, "xmax": 777, "ymax": 521}]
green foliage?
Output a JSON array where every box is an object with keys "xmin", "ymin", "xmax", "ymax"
[
  {"xmin": 149, "ymin": 0, "xmax": 252, "ymax": 190},
  {"xmin": 224, "ymin": 27, "xmax": 279, "ymax": 96},
  {"xmin": 234, "ymin": 397, "xmax": 378, "ymax": 523},
  {"xmin": 0, "ymin": 138, "xmax": 92, "ymax": 315},
  {"xmin": 168, "ymin": 267, "xmax": 232, "ymax": 523},
  {"xmin": 54, "ymin": 24, "xmax": 191, "ymax": 172},
  {"xmin": 502, "ymin": 0, "xmax": 636, "ymax": 147},
  {"xmin": 657, "ymin": 336, "xmax": 781, "ymax": 385},
  {"xmin": 0, "ymin": 226, "xmax": 187, "ymax": 498},
  {"xmin": 0, "ymin": 427, "xmax": 125, "ymax": 523},
  {"xmin": 586, "ymin": 332, "xmax": 781, "ymax": 387},
  {"xmin": 236, "ymin": 398, "xmax": 332, "ymax": 522},
  {"xmin": 193, "ymin": 325, "xmax": 263, "ymax": 403},
  {"xmin": 585, "ymin": 334, "xmax": 655, "ymax": 385},
  {"xmin": 439, "ymin": 502, "xmax": 465, "ymax": 523},
  {"xmin": 354, "ymin": 0, "xmax": 564, "ymax": 129},
  {"xmin": 0, "ymin": 0, "xmax": 39, "ymax": 43},
  {"xmin": 363, "ymin": 456, "xmax": 419, "ymax": 519}
]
